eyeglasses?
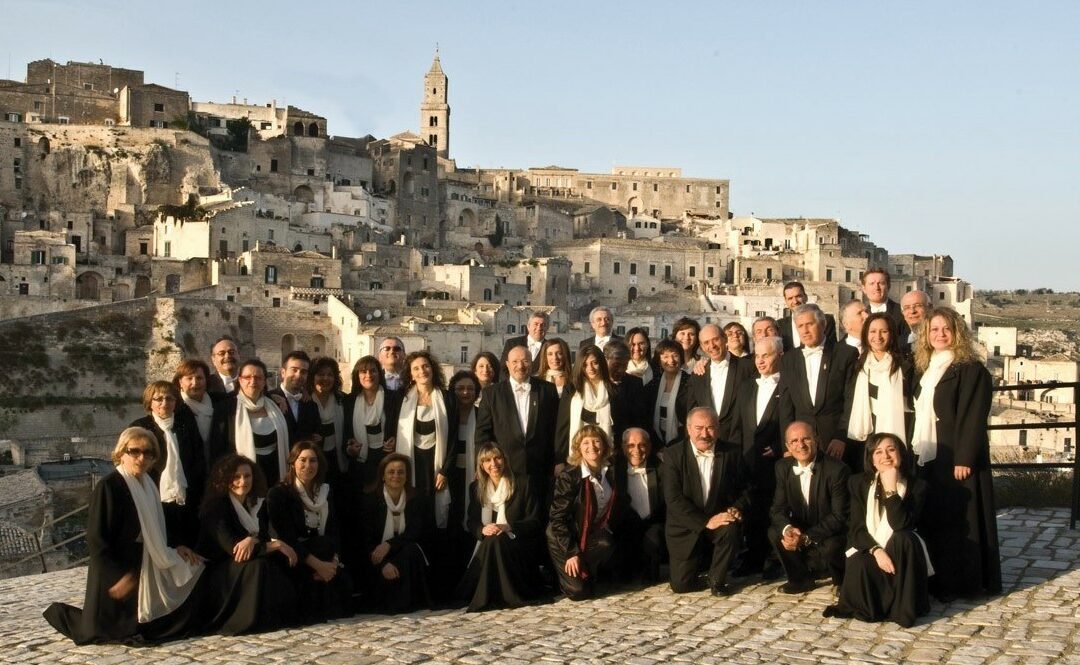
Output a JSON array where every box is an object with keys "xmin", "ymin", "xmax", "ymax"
[
  {"xmin": 125, "ymin": 448, "xmax": 157, "ymax": 459},
  {"xmin": 238, "ymin": 374, "xmax": 264, "ymax": 381},
  {"xmin": 214, "ymin": 350, "xmax": 238, "ymax": 357},
  {"xmin": 150, "ymin": 395, "xmax": 176, "ymax": 403},
  {"xmin": 380, "ymin": 347, "xmax": 403, "ymax": 353}
]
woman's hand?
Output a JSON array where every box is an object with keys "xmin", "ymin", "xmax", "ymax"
[
  {"xmin": 381, "ymin": 562, "xmax": 400, "ymax": 580},
  {"xmin": 954, "ymin": 465, "xmax": 972, "ymax": 481},
  {"xmin": 268, "ymin": 539, "xmax": 298, "ymax": 566},
  {"xmin": 481, "ymin": 523, "xmax": 507, "ymax": 537},
  {"xmin": 232, "ymin": 536, "xmax": 258, "ymax": 562},
  {"xmin": 370, "ymin": 542, "xmax": 391, "ymax": 565},
  {"xmin": 564, "ymin": 555, "xmax": 582, "ymax": 578},
  {"xmin": 434, "ymin": 473, "xmax": 447, "ymax": 491},
  {"xmin": 346, "ymin": 438, "xmax": 361, "ymax": 458},
  {"xmin": 176, "ymin": 545, "xmax": 205, "ymax": 566},
  {"xmin": 309, "ymin": 557, "xmax": 338, "ymax": 583},
  {"xmin": 382, "ymin": 436, "xmax": 396, "ymax": 453},
  {"xmin": 878, "ymin": 467, "xmax": 899, "ymax": 492},
  {"xmin": 873, "ymin": 548, "xmax": 896, "ymax": 575},
  {"xmin": 107, "ymin": 572, "xmax": 138, "ymax": 600}
]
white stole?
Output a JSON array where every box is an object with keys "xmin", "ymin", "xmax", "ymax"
[
  {"xmin": 234, "ymin": 393, "xmax": 290, "ymax": 480},
  {"xmin": 653, "ymin": 371, "xmax": 682, "ymax": 445},
  {"xmin": 396, "ymin": 387, "xmax": 451, "ymax": 527},
  {"xmin": 315, "ymin": 393, "xmax": 346, "ymax": 471},
  {"xmin": 860, "ymin": 475, "xmax": 934, "ymax": 575},
  {"xmin": 230, "ymin": 495, "xmax": 264, "ymax": 537},
  {"xmin": 116, "ymin": 466, "xmax": 203, "ymax": 624},
  {"xmin": 181, "ymin": 392, "xmax": 213, "ymax": 445},
  {"xmin": 381, "ymin": 488, "xmax": 407, "ymax": 543},
  {"xmin": 152, "ymin": 415, "xmax": 187, "ymax": 506},
  {"xmin": 848, "ymin": 353, "xmax": 907, "ymax": 443},
  {"xmin": 627, "ymin": 359, "xmax": 653, "ymax": 386},
  {"xmin": 294, "ymin": 479, "xmax": 330, "ymax": 535},
  {"xmin": 569, "ymin": 381, "xmax": 613, "ymax": 457},
  {"xmin": 911, "ymin": 350, "xmax": 954, "ymax": 466}
]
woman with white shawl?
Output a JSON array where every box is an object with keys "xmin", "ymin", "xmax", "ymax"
[
  {"xmin": 195, "ymin": 453, "xmax": 299, "ymax": 634},
  {"xmin": 130, "ymin": 380, "xmax": 206, "ymax": 548},
  {"xmin": 643, "ymin": 339, "xmax": 689, "ymax": 449},
  {"xmin": 555, "ymin": 345, "xmax": 624, "ymax": 465},
  {"xmin": 209, "ymin": 359, "xmax": 291, "ymax": 486},
  {"xmin": 45, "ymin": 427, "xmax": 206, "ymax": 644},
  {"xmin": 846, "ymin": 313, "xmax": 913, "ymax": 472},
  {"xmin": 308, "ymin": 356, "xmax": 348, "ymax": 481},
  {"xmin": 448, "ymin": 371, "xmax": 480, "ymax": 554},
  {"xmin": 536, "ymin": 338, "xmax": 572, "ymax": 397},
  {"xmin": 267, "ymin": 441, "xmax": 354, "ymax": 621},
  {"xmin": 824, "ymin": 433, "xmax": 932, "ymax": 628},
  {"xmin": 625, "ymin": 327, "xmax": 656, "ymax": 386},
  {"xmin": 343, "ymin": 355, "xmax": 404, "ymax": 486},
  {"xmin": 456, "ymin": 443, "xmax": 543, "ymax": 612}
]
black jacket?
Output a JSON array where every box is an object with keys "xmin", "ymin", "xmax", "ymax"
[
  {"xmin": 779, "ymin": 340, "xmax": 859, "ymax": 446},
  {"xmin": 769, "ymin": 454, "xmax": 850, "ymax": 544},
  {"xmin": 475, "ymin": 377, "xmax": 559, "ymax": 481},
  {"xmin": 684, "ymin": 355, "xmax": 755, "ymax": 444}
]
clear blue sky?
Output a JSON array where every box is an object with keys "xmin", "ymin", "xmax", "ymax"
[{"xmin": 5, "ymin": 1, "xmax": 1078, "ymax": 291}]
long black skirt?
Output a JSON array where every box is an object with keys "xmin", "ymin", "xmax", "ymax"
[
  {"xmin": 834, "ymin": 530, "xmax": 930, "ymax": 628},
  {"xmin": 202, "ymin": 554, "xmax": 300, "ymax": 635},
  {"xmin": 365, "ymin": 541, "xmax": 431, "ymax": 614},
  {"xmin": 456, "ymin": 532, "xmax": 542, "ymax": 612}
]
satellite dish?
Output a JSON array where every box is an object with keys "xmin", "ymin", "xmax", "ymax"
[
  {"xmin": 434, "ymin": 314, "xmax": 443, "ymax": 322},
  {"xmin": 365, "ymin": 314, "xmax": 372, "ymax": 321},
  {"xmin": 372, "ymin": 309, "xmax": 382, "ymax": 318}
]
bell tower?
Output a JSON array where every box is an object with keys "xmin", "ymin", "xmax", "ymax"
[{"xmin": 420, "ymin": 48, "xmax": 450, "ymax": 159}]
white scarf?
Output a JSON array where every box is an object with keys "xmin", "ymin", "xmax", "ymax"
[
  {"xmin": 569, "ymin": 381, "xmax": 613, "ymax": 456},
  {"xmin": 396, "ymin": 387, "xmax": 451, "ymax": 527},
  {"xmin": 459, "ymin": 409, "xmax": 477, "ymax": 530},
  {"xmin": 545, "ymin": 370, "xmax": 566, "ymax": 396},
  {"xmin": 116, "ymin": 466, "xmax": 203, "ymax": 624},
  {"xmin": 381, "ymin": 487, "xmax": 407, "ymax": 543},
  {"xmin": 848, "ymin": 353, "xmax": 907, "ymax": 443},
  {"xmin": 351, "ymin": 389, "xmax": 385, "ymax": 462},
  {"xmin": 294, "ymin": 479, "xmax": 330, "ymax": 535},
  {"xmin": 230, "ymin": 495, "xmax": 264, "ymax": 537},
  {"xmin": 864, "ymin": 475, "xmax": 934, "ymax": 574},
  {"xmin": 315, "ymin": 393, "xmax": 346, "ymax": 471},
  {"xmin": 152, "ymin": 415, "xmax": 188, "ymax": 506},
  {"xmin": 653, "ymin": 371, "xmax": 683, "ymax": 445},
  {"xmin": 181, "ymin": 392, "xmax": 214, "ymax": 444},
  {"xmin": 627, "ymin": 359, "xmax": 653, "ymax": 386},
  {"xmin": 911, "ymin": 350, "xmax": 954, "ymax": 466},
  {"xmin": 234, "ymin": 393, "xmax": 290, "ymax": 480},
  {"xmin": 481, "ymin": 476, "xmax": 512, "ymax": 527}
]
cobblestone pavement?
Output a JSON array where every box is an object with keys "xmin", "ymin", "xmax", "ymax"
[{"xmin": 3, "ymin": 507, "xmax": 1078, "ymax": 665}]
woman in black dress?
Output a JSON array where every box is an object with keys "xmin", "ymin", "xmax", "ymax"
[
  {"xmin": 360, "ymin": 453, "xmax": 432, "ymax": 613},
  {"xmin": 624, "ymin": 327, "xmax": 656, "ymax": 386},
  {"xmin": 825, "ymin": 433, "xmax": 931, "ymax": 627},
  {"xmin": 209, "ymin": 359, "xmax": 291, "ymax": 486},
  {"xmin": 343, "ymin": 355, "xmax": 403, "ymax": 486},
  {"xmin": 309, "ymin": 356, "xmax": 348, "ymax": 483},
  {"xmin": 537, "ymin": 337, "xmax": 572, "ymax": 397},
  {"xmin": 395, "ymin": 350, "xmax": 458, "ymax": 512},
  {"xmin": 267, "ymin": 440, "xmax": 353, "ymax": 621},
  {"xmin": 555, "ymin": 345, "xmax": 622, "ymax": 465},
  {"xmin": 130, "ymin": 380, "xmax": 206, "ymax": 547},
  {"xmin": 44, "ymin": 427, "xmax": 206, "ymax": 644},
  {"xmin": 643, "ymin": 339, "xmax": 689, "ymax": 449},
  {"xmin": 910, "ymin": 307, "xmax": 1001, "ymax": 601},
  {"xmin": 173, "ymin": 358, "xmax": 216, "ymax": 462},
  {"xmin": 457, "ymin": 443, "xmax": 544, "ymax": 611},
  {"xmin": 546, "ymin": 425, "xmax": 628, "ymax": 601},
  {"xmin": 448, "ymin": 370, "xmax": 481, "ymax": 565},
  {"xmin": 847, "ymin": 314, "xmax": 913, "ymax": 455},
  {"xmin": 196, "ymin": 453, "xmax": 300, "ymax": 634}
]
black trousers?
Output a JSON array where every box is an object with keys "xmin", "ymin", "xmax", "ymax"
[
  {"xmin": 668, "ymin": 522, "xmax": 742, "ymax": 593},
  {"xmin": 549, "ymin": 530, "xmax": 615, "ymax": 601},
  {"xmin": 768, "ymin": 526, "xmax": 845, "ymax": 585}
]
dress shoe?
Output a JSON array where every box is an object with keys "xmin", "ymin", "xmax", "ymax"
[
  {"xmin": 710, "ymin": 583, "xmax": 734, "ymax": 597},
  {"xmin": 779, "ymin": 580, "xmax": 816, "ymax": 594}
]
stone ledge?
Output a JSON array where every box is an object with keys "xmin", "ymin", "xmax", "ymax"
[{"xmin": 2, "ymin": 507, "xmax": 1077, "ymax": 664}]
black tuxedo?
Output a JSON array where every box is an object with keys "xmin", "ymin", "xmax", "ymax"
[
  {"xmin": 500, "ymin": 335, "xmax": 545, "ymax": 367},
  {"xmin": 613, "ymin": 461, "xmax": 666, "ymax": 583},
  {"xmin": 732, "ymin": 375, "xmax": 789, "ymax": 569},
  {"xmin": 206, "ymin": 373, "xmax": 238, "ymax": 399},
  {"xmin": 779, "ymin": 340, "xmax": 859, "ymax": 468},
  {"xmin": 642, "ymin": 371, "xmax": 690, "ymax": 448},
  {"xmin": 267, "ymin": 387, "xmax": 321, "ymax": 444},
  {"xmin": 476, "ymin": 377, "xmax": 559, "ymax": 483},
  {"xmin": 660, "ymin": 439, "xmax": 750, "ymax": 592},
  {"xmin": 768, "ymin": 454, "xmax": 850, "ymax": 585},
  {"xmin": 780, "ymin": 311, "xmax": 838, "ymax": 352},
  {"xmin": 865, "ymin": 298, "xmax": 910, "ymax": 340},
  {"xmin": 685, "ymin": 355, "xmax": 755, "ymax": 444}
]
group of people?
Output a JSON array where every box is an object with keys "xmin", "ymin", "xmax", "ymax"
[{"xmin": 44, "ymin": 270, "xmax": 1001, "ymax": 644}]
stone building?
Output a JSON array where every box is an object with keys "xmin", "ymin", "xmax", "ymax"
[
  {"xmin": 367, "ymin": 132, "xmax": 440, "ymax": 246},
  {"xmin": 190, "ymin": 98, "xmax": 292, "ymax": 140},
  {"xmin": 0, "ymin": 231, "xmax": 76, "ymax": 298},
  {"xmin": 118, "ymin": 83, "xmax": 190, "ymax": 128},
  {"xmin": 420, "ymin": 54, "xmax": 450, "ymax": 159},
  {"xmin": 490, "ymin": 257, "xmax": 571, "ymax": 312}
]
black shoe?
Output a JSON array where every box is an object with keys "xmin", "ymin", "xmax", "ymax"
[
  {"xmin": 710, "ymin": 583, "xmax": 734, "ymax": 597},
  {"xmin": 779, "ymin": 580, "xmax": 816, "ymax": 594},
  {"xmin": 761, "ymin": 560, "xmax": 784, "ymax": 581},
  {"xmin": 823, "ymin": 604, "xmax": 854, "ymax": 619}
]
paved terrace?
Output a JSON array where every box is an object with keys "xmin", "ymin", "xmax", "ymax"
[{"xmin": 2, "ymin": 507, "xmax": 1077, "ymax": 665}]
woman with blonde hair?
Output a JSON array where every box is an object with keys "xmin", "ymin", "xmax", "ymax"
[
  {"xmin": 456, "ymin": 443, "xmax": 543, "ymax": 611},
  {"xmin": 910, "ymin": 307, "xmax": 1000, "ymax": 600}
]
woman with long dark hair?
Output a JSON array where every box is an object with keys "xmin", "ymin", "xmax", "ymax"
[
  {"xmin": 846, "ymin": 313, "xmax": 913, "ymax": 471},
  {"xmin": 307, "ymin": 356, "xmax": 348, "ymax": 481},
  {"xmin": 555, "ymin": 345, "xmax": 621, "ymax": 465},
  {"xmin": 536, "ymin": 337, "xmax": 572, "ymax": 397},
  {"xmin": 342, "ymin": 355, "xmax": 403, "ymax": 486}
]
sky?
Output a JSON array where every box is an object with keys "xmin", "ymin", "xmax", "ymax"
[{"xmin": 4, "ymin": 1, "xmax": 1078, "ymax": 291}]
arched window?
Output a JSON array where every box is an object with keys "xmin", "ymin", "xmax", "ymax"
[
  {"xmin": 307, "ymin": 122, "xmax": 319, "ymax": 137},
  {"xmin": 292, "ymin": 121, "xmax": 304, "ymax": 136}
]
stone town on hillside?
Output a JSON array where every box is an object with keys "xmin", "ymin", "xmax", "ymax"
[{"xmin": 0, "ymin": 54, "xmax": 1071, "ymax": 505}]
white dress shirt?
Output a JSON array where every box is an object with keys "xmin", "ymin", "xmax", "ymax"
[
  {"xmin": 384, "ymin": 371, "xmax": 403, "ymax": 391},
  {"xmin": 709, "ymin": 357, "xmax": 730, "ymax": 412},
  {"xmin": 794, "ymin": 461, "xmax": 814, "ymax": 505},
  {"xmin": 281, "ymin": 387, "xmax": 303, "ymax": 419},
  {"xmin": 755, "ymin": 374, "xmax": 779, "ymax": 425},
  {"xmin": 509, "ymin": 377, "xmax": 530, "ymax": 435},
  {"xmin": 627, "ymin": 464, "xmax": 651, "ymax": 519},
  {"xmin": 692, "ymin": 444, "xmax": 715, "ymax": 501},
  {"xmin": 527, "ymin": 337, "xmax": 543, "ymax": 361},
  {"xmin": 789, "ymin": 317, "xmax": 803, "ymax": 349},
  {"xmin": 581, "ymin": 463, "xmax": 612, "ymax": 517},
  {"xmin": 802, "ymin": 346, "xmax": 824, "ymax": 407},
  {"xmin": 845, "ymin": 335, "xmax": 862, "ymax": 351},
  {"xmin": 593, "ymin": 336, "xmax": 611, "ymax": 351},
  {"xmin": 869, "ymin": 301, "xmax": 888, "ymax": 314},
  {"xmin": 218, "ymin": 372, "xmax": 236, "ymax": 394}
]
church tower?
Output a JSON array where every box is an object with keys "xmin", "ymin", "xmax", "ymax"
[{"xmin": 420, "ymin": 50, "xmax": 450, "ymax": 159}]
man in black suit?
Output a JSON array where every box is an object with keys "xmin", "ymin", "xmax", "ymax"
[
  {"xmin": 475, "ymin": 345, "xmax": 559, "ymax": 485},
  {"xmin": 732, "ymin": 335, "xmax": 788, "ymax": 578},
  {"xmin": 578, "ymin": 305, "xmax": 621, "ymax": 352},
  {"xmin": 661, "ymin": 407, "xmax": 750, "ymax": 596},
  {"xmin": 779, "ymin": 303, "xmax": 860, "ymax": 471},
  {"xmin": 605, "ymin": 339, "xmax": 646, "ymax": 442},
  {"xmin": 685, "ymin": 323, "xmax": 754, "ymax": 444},
  {"xmin": 861, "ymin": 268, "xmax": 909, "ymax": 340},
  {"xmin": 501, "ymin": 310, "xmax": 550, "ymax": 367},
  {"xmin": 899, "ymin": 290, "xmax": 930, "ymax": 351},
  {"xmin": 768, "ymin": 421, "xmax": 850, "ymax": 594},
  {"xmin": 613, "ymin": 427, "xmax": 666, "ymax": 584},
  {"xmin": 779, "ymin": 281, "xmax": 837, "ymax": 351},
  {"xmin": 207, "ymin": 336, "xmax": 240, "ymax": 398},
  {"xmin": 267, "ymin": 350, "xmax": 321, "ymax": 444}
]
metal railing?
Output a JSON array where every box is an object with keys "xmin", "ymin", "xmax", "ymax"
[
  {"xmin": 988, "ymin": 380, "xmax": 1079, "ymax": 529},
  {"xmin": 0, "ymin": 503, "xmax": 90, "ymax": 576}
]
